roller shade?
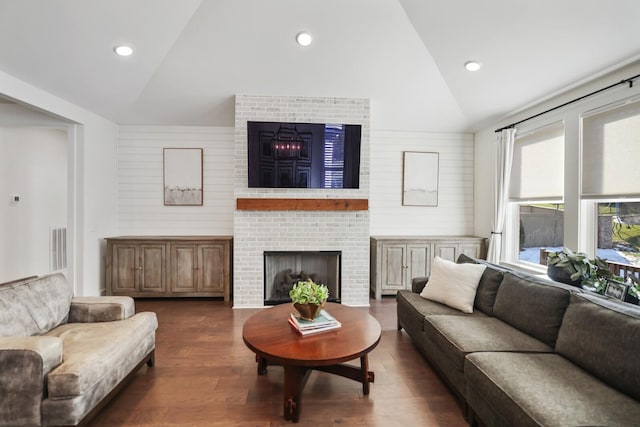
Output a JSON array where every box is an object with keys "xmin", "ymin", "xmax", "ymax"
[
  {"xmin": 582, "ymin": 99, "xmax": 640, "ymax": 198},
  {"xmin": 509, "ymin": 124, "xmax": 564, "ymax": 201}
]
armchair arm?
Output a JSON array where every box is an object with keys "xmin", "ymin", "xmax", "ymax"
[
  {"xmin": 412, "ymin": 277, "xmax": 429, "ymax": 294},
  {"xmin": 0, "ymin": 336, "xmax": 63, "ymax": 426},
  {"xmin": 69, "ymin": 296, "xmax": 135, "ymax": 323}
]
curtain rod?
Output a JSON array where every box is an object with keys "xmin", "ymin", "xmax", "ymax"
[{"xmin": 494, "ymin": 72, "xmax": 640, "ymax": 133}]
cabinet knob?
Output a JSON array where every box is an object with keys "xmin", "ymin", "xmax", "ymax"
[
  {"xmin": 135, "ymin": 266, "xmax": 143, "ymax": 270},
  {"xmin": 193, "ymin": 267, "xmax": 200, "ymax": 271}
]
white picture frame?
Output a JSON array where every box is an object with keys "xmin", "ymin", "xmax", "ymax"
[
  {"xmin": 402, "ymin": 151, "xmax": 439, "ymax": 206},
  {"xmin": 163, "ymin": 148, "xmax": 203, "ymax": 206},
  {"xmin": 604, "ymin": 280, "xmax": 628, "ymax": 301}
]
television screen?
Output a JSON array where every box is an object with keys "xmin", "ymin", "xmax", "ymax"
[{"xmin": 247, "ymin": 121, "xmax": 361, "ymax": 189}]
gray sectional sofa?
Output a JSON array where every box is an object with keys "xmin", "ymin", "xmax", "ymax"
[
  {"xmin": 0, "ymin": 273, "xmax": 158, "ymax": 426},
  {"xmin": 397, "ymin": 254, "xmax": 640, "ymax": 426}
]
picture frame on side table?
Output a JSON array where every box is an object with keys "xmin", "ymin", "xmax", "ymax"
[
  {"xmin": 163, "ymin": 148, "xmax": 203, "ymax": 206},
  {"xmin": 604, "ymin": 280, "xmax": 628, "ymax": 301},
  {"xmin": 402, "ymin": 151, "xmax": 439, "ymax": 206}
]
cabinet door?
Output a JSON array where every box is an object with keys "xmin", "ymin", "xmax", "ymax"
[
  {"xmin": 434, "ymin": 243, "xmax": 457, "ymax": 262},
  {"xmin": 198, "ymin": 244, "xmax": 225, "ymax": 293},
  {"xmin": 459, "ymin": 243, "xmax": 481, "ymax": 258},
  {"xmin": 171, "ymin": 244, "xmax": 197, "ymax": 292},
  {"xmin": 111, "ymin": 244, "xmax": 138, "ymax": 293},
  {"xmin": 407, "ymin": 244, "xmax": 431, "ymax": 281},
  {"xmin": 139, "ymin": 244, "xmax": 167, "ymax": 292},
  {"xmin": 381, "ymin": 244, "xmax": 406, "ymax": 291}
]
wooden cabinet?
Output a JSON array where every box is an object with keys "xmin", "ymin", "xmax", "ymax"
[
  {"xmin": 377, "ymin": 242, "xmax": 431, "ymax": 293},
  {"xmin": 170, "ymin": 242, "xmax": 229, "ymax": 297},
  {"xmin": 434, "ymin": 239, "xmax": 484, "ymax": 262},
  {"xmin": 370, "ymin": 236, "xmax": 485, "ymax": 299},
  {"xmin": 110, "ymin": 242, "xmax": 167, "ymax": 294},
  {"xmin": 106, "ymin": 236, "xmax": 232, "ymax": 300}
]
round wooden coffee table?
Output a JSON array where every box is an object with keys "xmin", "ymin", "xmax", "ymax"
[{"xmin": 242, "ymin": 302, "xmax": 381, "ymax": 422}]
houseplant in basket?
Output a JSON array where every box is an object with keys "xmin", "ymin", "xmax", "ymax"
[
  {"xmin": 289, "ymin": 279, "xmax": 329, "ymax": 320},
  {"xmin": 546, "ymin": 248, "xmax": 605, "ymax": 287}
]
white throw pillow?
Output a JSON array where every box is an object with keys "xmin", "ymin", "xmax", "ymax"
[{"xmin": 419, "ymin": 256, "xmax": 486, "ymax": 313}]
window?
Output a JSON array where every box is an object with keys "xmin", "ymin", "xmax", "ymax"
[
  {"xmin": 507, "ymin": 123, "xmax": 565, "ymax": 265},
  {"xmin": 596, "ymin": 202, "xmax": 640, "ymax": 273},
  {"xmin": 497, "ymin": 78, "xmax": 640, "ymax": 272},
  {"xmin": 582, "ymin": 99, "xmax": 640, "ymax": 198},
  {"xmin": 582, "ymin": 99, "xmax": 640, "ymax": 274},
  {"xmin": 518, "ymin": 203, "xmax": 565, "ymax": 264}
]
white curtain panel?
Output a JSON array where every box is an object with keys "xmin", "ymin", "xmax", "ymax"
[{"xmin": 487, "ymin": 128, "xmax": 517, "ymax": 263}]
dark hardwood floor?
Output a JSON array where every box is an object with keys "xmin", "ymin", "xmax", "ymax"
[{"xmin": 91, "ymin": 297, "xmax": 466, "ymax": 426}]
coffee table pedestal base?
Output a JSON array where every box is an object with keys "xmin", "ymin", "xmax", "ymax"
[{"xmin": 257, "ymin": 356, "xmax": 375, "ymax": 423}]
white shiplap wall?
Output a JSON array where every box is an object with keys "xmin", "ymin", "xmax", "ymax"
[
  {"xmin": 117, "ymin": 126, "xmax": 234, "ymax": 235},
  {"xmin": 369, "ymin": 130, "xmax": 474, "ymax": 236}
]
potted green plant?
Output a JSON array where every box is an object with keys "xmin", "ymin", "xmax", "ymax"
[
  {"xmin": 289, "ymin": 279, "xmax": 329, "ymax": 320},
  {"xmin": 546, "ymin": 247, "xmax": 617, "ymax": 288},
  {"xmin": 546, "ymin": 248, "xmax": 635, "ymax": 300},
  {"xmin": 619, "ymin": 276, "xmax": 640, "ymax": 305},
  {"xmin": 546, "ymin": 248, "xmax": 593, "ymax": 286}
]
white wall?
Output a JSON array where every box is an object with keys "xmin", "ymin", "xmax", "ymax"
[
  {"xmin": 0, "ymin": 127, "xmax": 67, "ymax": 282},
  {"xmin": 370, "ymin": 130, "xmax": 474, "ymax": 235},
  {"xmin": 115, "ymin": 121, "xmax": 476, "ymax": 306},
  {"xmin": 117, "ymin": 126, "xmax": 234, "ymax": 235},
  {"xmin": 0, "ymin": 70, "xmax": 118, "ymax": 295}
]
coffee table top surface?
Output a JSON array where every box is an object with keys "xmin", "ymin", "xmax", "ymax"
[{"xmin": 242, "ymin": 302, "xmax": 381, "ymax": 366}]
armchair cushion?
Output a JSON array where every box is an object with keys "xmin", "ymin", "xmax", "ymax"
[
  {"xmin": 45, "ymin": 312, "xmax": 158, "ymax": 398},
  {"xmin": 69, "ymin": 297, "xmax": 135, "ymax": 323},
  {"xmin": 0, "ymin": 273, "xmax": 73, "ymax": 338}
]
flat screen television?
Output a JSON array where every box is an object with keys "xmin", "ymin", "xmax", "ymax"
[{"xmin": 247, "ymin": 121, "xmax": 361, "ymax": 189}]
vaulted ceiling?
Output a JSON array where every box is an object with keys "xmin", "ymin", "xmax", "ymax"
[{"xmin": 1, "ymin": 0, "xmax": 639, "ymax": 132}]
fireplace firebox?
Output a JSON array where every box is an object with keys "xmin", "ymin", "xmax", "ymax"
[{"xmin": 264, "ymin": 251, "xmax": 341, "ymax": 305}]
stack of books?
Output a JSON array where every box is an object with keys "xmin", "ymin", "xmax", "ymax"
[{"xmin": 288, "ymin": 309, "xmax": 342, "ymax": 336}]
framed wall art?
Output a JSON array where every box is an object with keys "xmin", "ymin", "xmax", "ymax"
[
  {"xmin": 163, "ymin": 148, "xmax": 203, "ymax": 206},
  {"xmin": 402, "ymin": 151, "xmax": 439, "ymax": 206}
]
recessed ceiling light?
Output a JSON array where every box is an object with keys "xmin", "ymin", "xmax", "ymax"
[
  {"xmin": 113, "ymin": 45, "xmax": 134, "ymax": 57},
  {"xmin": 296, "ymin": 32, "xmax": 312, "ymax": 47},
  {"xmin": 464, "ymin": 60, "xmax": 481, "ymax": 72}
]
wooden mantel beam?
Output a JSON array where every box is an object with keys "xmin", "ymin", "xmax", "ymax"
[{"xmin": 236, "ymin": 198, "xmax": 368, "ymax": 211}]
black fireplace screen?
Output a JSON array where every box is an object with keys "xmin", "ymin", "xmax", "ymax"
[{"xmin": 264, "ymin": 251, "xmax": 341, "ymax": 305}]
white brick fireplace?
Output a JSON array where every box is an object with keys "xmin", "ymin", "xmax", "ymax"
[{"xmin": 233, "ymin": 95, "xmax": 370, "ymax": 308}]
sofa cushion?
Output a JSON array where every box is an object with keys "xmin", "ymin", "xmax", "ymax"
[
  {"xmin": 397, "ymin": 290, "xmax": 485, "ymax": 335},
  {"xmin": 492, "ymin": 272, "xmax": 571, "ymax": 347},
  {"xmin": 465, "ymin": 352, "xmax": 640, "ymax": 427},
  {"xmin": 420, "ymin": 256, "xmax": 486, "ymax": 313},
  {"xmin": 556, "ymin": 293, "xmax": 640, "ymax": 402},
  {"xmin": 423, "ymin": 315, "xmax": 553, "ymax": 372},
  {"xmin": 0, "ymin": 273, "xmax": 73, "ymax": 338},
  {"xmin": 45, "ymin": 312, "xmax": 158, "ymax": 398},
  {"xmin": 456, "ymin": 254, "xmax": 507, "ymax": 315},
  {"xmin": 411, "ymin": 276, "xmax": 429, "ymax": 293}
]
